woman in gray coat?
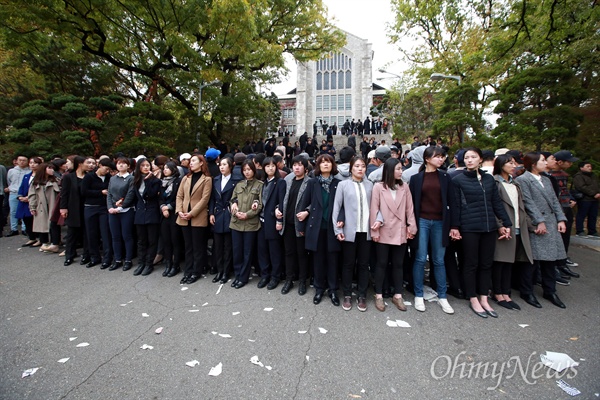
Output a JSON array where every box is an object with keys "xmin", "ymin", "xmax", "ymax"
[
  {"xmin": 515, "ymin": 153, "xmax": 567, "ymax": 309},
  {"xmin": 492, "ymin": 155, "xmax": 533, "ymax": 311}
]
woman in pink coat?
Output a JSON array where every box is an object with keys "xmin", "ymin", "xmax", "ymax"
[{"xmin": 370, "ymin": 158, "xmax": 417, "ymax": 312}]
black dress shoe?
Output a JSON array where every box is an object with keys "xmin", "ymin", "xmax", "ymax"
[
  {"xmin": 484, "ymin": 308, "xmax": 498, "ymax": 318},
  {"xmin": 231, "ymin": 279, "xmax": 239, "ymax": 287},
  {"xmin": 64, "ymin": 258, "xmax": 74, "ymax": 266},
  {"xmin": 298, "ymin": 280, "xmax": 307, "ymax": 296},
  {"xmin": 555, "ymin": 276, "xmax": 570, "ymax": 285},
  {"xmin": 447, "ymin": 287, "xmax": 465, "ymax": 299},
  {"xmin": 162, "ymin": 264, "xmax": 172, "ymax": 277},
  {"xmin": 141, "ymin": 265, "xmax": 154, "ymax": 276},
  {"xmin": 6, "ymin": 230, "xmax": 19, "ymax": 237},
  {"xmin": 543, "ymin": 293, "xmax": 566, "ymax": 308},
  {"xmin": 186, "ymin": 275, "xmax": 200, "ymax": 284},
  {"xmin": 281, "ymin": 280, "xmax": 293, "ymax": 295},
  {"xmin": 520, "ymin": 294, "xmax": 542, "ymax": 308},
  {"xmin": 167, "ymin": 266, "xmax": 180, "ymax": 277},
  {"xmin": 495, "ymin": 299, "xmax": 513, "ymax": 310},
  {"xmin": 133, "ymin": 264, "xmax": 145, "ymax": 276},
  {"xmin": 470, "ymin": 304, "xmax": 488, "ymax": 318},
  {"xmin": 109, "ymin": 261, "xmax": 122, "ymax": 271},
  {"xmin": 86, "ymin": 260, "xmax": 100, "ymax": 268},
  {"xmin": 180, "ymin": 275, "xmax": 189, "ymax": 284},
  {"xmin": 209, "ymin": 267, "xmax": 218, "ymax": 275},
  {"xmin": 212, "ymin": 272, "xmax": 223, "ymax": 283},
  {"xmin": 100, "ymin": 262, "xmax": 111, "ymax": 270},
  {"xmin": 559, "ymin": 266, "xmax": 579, "ymax": 278},
  {"xmin": 507, "ymin": 300, "xmax": 521, "ymax": 310},
  {"xmin": 267, "ymin": 279, "xmax": 279, "ymax": 290},
  {"xmin": 257, "ymin": 277, "xmax": 269, "ymax": 289},
  {"xmin": 329, "ymin": 291, "xmax": 340, "ymax": 306},
  {"xmin": 219, "ymin": 274, "xmax": 229, "ymax": 284},
  {"xmin": 123, "ymin": 261, "xmax": 133, "ymax": 271},
  {"xmin": 313, "ymin": 292, "xmax": 323, "ymax": 305},
  {"xmin": 234, "ymin": 281, "xmax": 246, "ymax": 289},
  {"xmin": 80, "ymin": 257, "xmax": 90, "ymax": 265}
]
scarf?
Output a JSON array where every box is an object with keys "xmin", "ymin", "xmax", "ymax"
[
  {"xmin": 161, "ymin": 175, "xmax": 176, "ymax": 194},
  {"xmin": 317, "ymin": 175, "xmax": 333, "ymax": 193}
]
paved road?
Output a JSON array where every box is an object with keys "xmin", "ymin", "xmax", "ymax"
[{"xmin": 1, "ymin": 236, "xmax": 598, "ymax": 399}]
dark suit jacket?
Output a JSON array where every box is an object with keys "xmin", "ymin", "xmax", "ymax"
[
  {"xmin": 409, "ymin": 169, "xmax": 457, "ymax": 248},
  {"xmin": 133, "ymin": 175, "xmax": 162, "ymax": 225},
  {"xmin": 59, "ymin": 172, "xmax": 83, "ymax": 227},
  {"xmin": 209, "ymin": 174, "xmax": 239, "ymax": 233},
  {"xmin": 260, "ymin": 177, "xmax": 286, "ymax": 240},
  {"xmin": 298, "ymin": 177, "xmax": 341, "ymax": 252}
]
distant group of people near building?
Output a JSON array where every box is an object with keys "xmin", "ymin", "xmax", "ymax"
[
  {"xmin": 1, "ymin": 139, "xmax": 597, "ymax": 316},
  {"xmin": 312, "ymin": 116, "xmax": 390, "ymax": 138}
]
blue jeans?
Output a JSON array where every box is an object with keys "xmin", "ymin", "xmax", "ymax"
[
  {"xmin": 413, "ymin": 218, "xmax": 447, "ymax": 298},
  {"xmin": 9, "ymin": 193, "xmax": 25, "ymax": 232}
]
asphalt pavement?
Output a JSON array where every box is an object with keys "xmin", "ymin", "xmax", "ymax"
[{"xmin": 0, "ymin": 235, "xmax": 598, "ymax": 399}]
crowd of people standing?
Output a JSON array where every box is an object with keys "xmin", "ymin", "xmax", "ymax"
[{"xmin": 0, "ymin": 140, "xmax": 596, "ymax": 317}]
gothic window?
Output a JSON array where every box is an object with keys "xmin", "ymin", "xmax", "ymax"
[
  {"xmin": 331, "ymin": 71, "xmax": 336, "ymax": 89},
  {"xmin": 316, "ymin": 72, "xmax": 322, "ymax": 90},
  {"xmin": 345, "ymin": 70, "xmax": 351, "ymax": 89},
  {"xmin": 324, "ymin": 72, "xmax": 329, "ymax": 90},
  {"xmin": 316, "ymin": 95, "xmax": 322, "ymax": 111}
]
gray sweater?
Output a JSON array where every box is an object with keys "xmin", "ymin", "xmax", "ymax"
[{"xmin": 107, "ymin": 173, "xmax": 136, "ymax": 209}]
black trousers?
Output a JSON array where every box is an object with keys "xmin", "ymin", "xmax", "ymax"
[
  {"xmin": 65, "ymin": 225, "xmax": 89, "ymax": 260},
  {"xmin": 231, "ymin": 229, "xmax": 257, "ymax": 284},
  {"xmin": 341, "ymin": 233, "xmax": 370, "ymax": 298},
  {"xmin": 213, "ymin": 231, "xmax": 233, "ymax": 275},
  {"xmin": 136, "ymin": 224, "xmax": 160, "ymax": 267},
  {"xmin": 23, "ymin": 216, "xmax": 36, "ymax": 240},
  {"xmin": 283, "ymin": 227, "xmax": 308, "ymax": 281},
  {"xmin": 160, "ymin": 214, "xmax": 182, "ymax": 266},
  {"xmin": 38, "ymin": 222, "xmax": 61, "ymax": 245},
  {"xmin": 312, "ymin": 228, "xmax": 339, "ymax": 292},
  {"xmin": 85, "ymin": 206, "xmax": 112, "ymax": 264},
  {"xmin": 181, "ymin": 225, "xmax": 208, "ymax": 276},
  {"xmin": 257, "ymin": 227, "xmax": 282, "ymax": 280},
  {"xmin": 556, "ymin": 206, "xmax": 574, "ymax": 267},
  {"xmin": 444, "ymin": 239, "xmax": 464, "ymax": 293},
  {"xmin": 461, "ymin": 231, "xmax": 496, "ymax": 298},
  {"xmin": 375, "ymin": 242, "xmax": 407, "ymax": 295}
]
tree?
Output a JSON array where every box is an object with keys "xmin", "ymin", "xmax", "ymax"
[
  {"xmin": 1, "ymin": 0, "xmax": 345, "ymax": 146},
  {"xmin": 493, "ymin": 64, "xmax": 587, "ymax": 151}
]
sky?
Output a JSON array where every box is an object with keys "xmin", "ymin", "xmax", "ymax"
[{"xmin": 266, "ymin": 0, "xmax": 409, "ymax": 95}]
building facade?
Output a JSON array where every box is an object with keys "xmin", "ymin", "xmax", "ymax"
[{"xmin": 279, "ymin": 30, "xmax": 385, "ymax": 135}]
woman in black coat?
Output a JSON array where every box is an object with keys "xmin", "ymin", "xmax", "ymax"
[
  {"xmin": 132, "ymin": 158, "xmax": 162, "ymax": 276},
  {"xmin": 452, "ymin": 147, "xmax": 512, "ymax": 319},
  {"xmin": 298, "ymin": 154, "xmax": 341, "ymax": 306},
  {"xmin": 209, "ymin": 157, "xmax": 239, "ymax": 284},
  {"xmin": 256, "ymin": 157, "xmax": 286, "ymax": 290},
  {"xmin": 159, "ymin": 161, "xmax": 182, "ymax": 277}
]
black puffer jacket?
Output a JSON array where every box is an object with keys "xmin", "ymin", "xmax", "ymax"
[{"xmin": 452, "ymin": 169, "xmax": 511, "ymax": 233}]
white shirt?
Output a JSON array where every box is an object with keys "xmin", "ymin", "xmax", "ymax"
[
  {"xmin": 221, "ymin": 174, "xmax": 231, "ymax": 191},
  {"xmin": 353, "ymin": 180, "xmax": 369, "ymax": 233}
]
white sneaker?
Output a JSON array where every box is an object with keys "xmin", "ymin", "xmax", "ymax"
[
  {"xmin": 439, "ymin": 298, "xmax": 455, "ymax": 314},
  {"xmin": 414, "ymin": 297, "xmax": 426, "ymax": 312}
]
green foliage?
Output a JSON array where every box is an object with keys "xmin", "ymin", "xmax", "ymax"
[
  {"xmin": 60, "ymin": 130, "xmax": 95, "ymax": 155},
  {"xmin": 20, "ymin": 105, "xmax": 52, "ymax": 119},
  {"xmin": 62, "ymin": 102, "xmax": 89, "ymax": 117},
  {"xmin": 7, "ymin": 129, "xmax": 32, "ymax": 143},
  {"xmin": 30, "ymin": 119, "xmax": 56, "ymax": 132},
  {"xmin": 114, "ymin": 136, "xmax": 175, "ymax": 158},
  {"xmin": 51, "ymin": 94, "xmax": 80, "ymax": 108},
  {"xmin": 76, "ymin": 117, "xmax": 104, "ymax": 130}
]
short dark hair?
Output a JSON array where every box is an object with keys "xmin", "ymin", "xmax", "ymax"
[
  {"xmin": 241, "ymin": 159, "xmax": 256, "ymax": 178},
  {"xmin": 313, "ymin": 154, "xmax": 338, "ymax": 176},
  {"xmin": 579, "ymin": 161, "xmax": 591, "ymax": 169},
  {"xmin": 292, "ymin": 155, "xmax": 308, "ymax": 170},
  {"xmin": 493, "ymin": 154, "xmax": 514, "ymax": 175}
]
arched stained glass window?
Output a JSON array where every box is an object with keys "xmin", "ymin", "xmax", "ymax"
[{"xmin": 316, "ymin": 72, "xmax": 322, "ymax": 90}]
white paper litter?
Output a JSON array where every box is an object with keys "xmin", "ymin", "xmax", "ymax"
[
  {"xmin": 216, "ymin": 284, "xmax": 223, "ymax": 295},
  {"xmin": 298, "ymin": 331, "xmax": 307, "ymax": 334},
  {"xmin": 556, "ymin": 380, "xmax": 581, "ymax": 396},
  {"xmin": 73, "ymin": 328, "xmax": 77, "ymax": 331},
  {"xmin": 265, "ymin": 365, "xmax": 272, "ymax": 370},
  {"xmin": 128, "ymin": 301, "xmax": 133, "ymax": 303},
  {"xmin": 120, "ymin": 304, "xmax": 127, "ymax": 307},
  {"xmin": 248, "ymin": 339, "xmax": 256, "ymax": 342},
  {"xmin": 181, "ymin": 287, "xmax": 188, "ymax": 291},
  {"xmin": 69, "ymin": 337, "xmax": 77, "ymax": 341},
  {"xmin": 57, "ymin": 358, "xmax": 69, "ymax": 363},
  {"xmin": 306, "ymin": 356, "xmax": 309, "ymax": 361},
  {"xmin": 250, "ymin": 355, "xmax": 264, "ymax": 367},
  {"xmin": 188, "ymin": 309, "xmax": 199, "ymax": 312},
  {"xmin": 155, "ymin": 327, "xmax": 163, "ymax": 334},
  {"xmin": 140, "ymin": 344, "xmax": 154, "ymax": 350},
  {"xmin": 142, "ymin": 313, "xmax": 149, "ymax": 317},
  {"xmin": 232, "ymin": 312, "xmax": 240, "ymax": 315},
  {"xmin": 518, "ymin": 324, "xmax": 529, "ymax": 328},
  {"xmin": 264, "ymin": 307, "xmax": 273, "ymax": 312},
  {"xmin": 37, "ymin": 307, "xmax": 43, "ymax": 310},
  {"xmin": 386, "ymin": 320, "xmax": 411, "ymax": 328},
  {"xmin": 211, "ymin": 331, "xmax": 218, "ymax": 335},
  {"xmin": 423, "ymin": 285, "xmax": 439, "ymax": 301},
  {"xmin": 386, "ymin": 320, "xmax": 399, "ymax": 327},
  {"xmin": 403, "ymin": 301, "xmax": 412, "ymax": 306},
  {"xmin": 202, "ymin": 302, "xmax": 208, "ymax": 307},
  {"xmin": 318, "ymin": 327, "xmax": 328, "ymax": 334},
  {"xmin": 208, "ymin": 362, "xmax": 222, "ymax": 376},
  {"xmin": 361, "ymin": 389, "xmax": 366, "ymax": 393},
  {"xmin": 541, "ymin": 351, "xmax": 580, "ymax": 372},
  {"xmin": 76, "ymin": 342, "xmax": 89, "ymax": 347},
  {"xmin": 186, "ymin": 360, "xmax": 199, "ymax": 367},
  {"xmin": 218, "ymin": 334, "xmax": 231, "ymax": 338},
  {"xmin": 22, "ymin": 368, "xmax": 39, "ymax": 378}
]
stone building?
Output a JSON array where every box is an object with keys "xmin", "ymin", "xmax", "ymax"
[{"xmin": 279, "ymin": 30, "xmax": 385, "ymax": 135}]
